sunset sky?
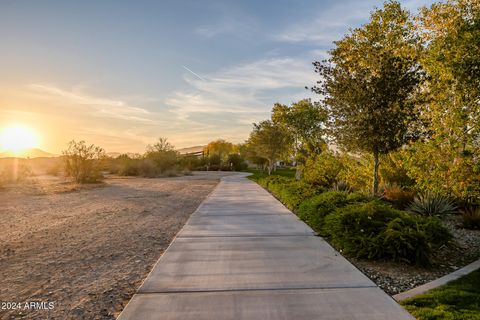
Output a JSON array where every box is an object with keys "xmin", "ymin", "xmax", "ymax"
[{"xmin": 0, "ymin": 0, "xmax": 435, "ymax": 154}]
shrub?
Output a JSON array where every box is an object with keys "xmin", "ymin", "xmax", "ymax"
[
  {"xmin": 297, "ymin": 191, "xmax": 372, "ymax": 232},
  {"xmin": 259, "ymin": 176, "xmax": 322, "ymax": 210},
  {"xmin": 408, "ymin": 192, "xmax": 458, "ymax": 216},
  {"xmin": 461, "ymin": 206, "xmax": 480, "ymax": 230},
  {"xmin": 227, "ymin": 153, "xmax": 247, "ymax": 171},
  {"xmin": 302, "ymin": 152, "xmax": 343, "ymax": 187},
  {"xmin": 323, "ymin": 201, "xmax": 451, "ymax": 265},
  {"xmin": 383, "ymin": 185, "xmax": 416, "ymax": 209},
  {"xmin": 332, "ymin": 181, "xmax": 352, "ymax": 192},
  {"xmin": 145, "ymin": 138, "xmax": 178, "ymax": 173},
  {"xmin": 63, "ymin": 140, "xmax": 106, "ymax": 183}
]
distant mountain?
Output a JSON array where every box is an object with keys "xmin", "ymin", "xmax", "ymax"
[{"xmin": 0, "ymin": 148, "xmax": 58, "ymax": 159}]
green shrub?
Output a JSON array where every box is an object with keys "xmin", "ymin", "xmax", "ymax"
[
  {"xmin": 258, "ymin": 176, "xmax": 322, "ymax": 210},
  {"xmin": 302, "ymin": 152, "xmax": 343, "ymax": 187},
  {"xmin": 408, "ymin": 192, "xmax": 458, "ymax": 216},
  {"xmin": 323, "ymin": 201, "xmax": 451, "ymax": 265},
  {"xmin": 63, "ymin": 140, "xmax": 106, "ymax": 183},
  {"xmin": 227, "ymin": 153, "xmax": 247, "ymax": 171},
  {"xmin": 297, "ymin": 191, "xmax": 372, "ymax": 232}
]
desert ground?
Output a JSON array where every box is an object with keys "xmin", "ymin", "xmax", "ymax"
[{"xmin": 0, "ymin": 172, "xmax": 231, "ymax": 320}]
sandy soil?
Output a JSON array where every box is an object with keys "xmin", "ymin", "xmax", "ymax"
[{"xmin": 0, "ymin": 172, "xmax": 231, "ymax": 320}]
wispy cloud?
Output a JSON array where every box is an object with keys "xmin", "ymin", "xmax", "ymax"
[
  {"xmin": 29, "ymin": 84, "xmax": 154, "ymax": 122},
  {"xmin": 167, "ymin": 57, "xmax": 317, "ymax": 123}
]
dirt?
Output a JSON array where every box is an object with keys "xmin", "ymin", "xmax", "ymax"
[{"xmin": 0, "ymin": 172, "xmax": 231, "ymax": 320}]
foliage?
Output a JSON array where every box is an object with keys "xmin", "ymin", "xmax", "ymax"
[
  {"xmin": 246, "ymin": 168, "xmax": 296, "ymax": 181},
  {"xmin": 302, "ymin": 151, "xmax": 343, "ymax": 187},
  {"xmin": 408, "ymin": 192, "xmax": 458, "ymax": 216},
  {"xmin": 227, "ymin": 153, "xmax": 247, "ymax": 171},
  {"xmin": 258, "ymin": 176, "xmax": 322, "ymax": 210},
  {"xmin": 203, "ymin": 139, "xmax": 237, "ymax": 160},
  {"xmin": 271, "ymin": 99, "xmax": 327, "ymax": 177},
  {"xmin": 332, "ymin": 181, "xmax": 352, "ymax": 193},
  {"xmin": 145, "ymin": 138, "xmax": 178, "ymax": 173},
  {"xmin": 323, "ymin": 201, "xmax": 451, "ymax": 265},
  {"xmin": 402, "ymin": 268, "xmax": 480, "ymax": 320},
  {"xmin": 379, "ymin": 151, "xmax": 416, "ymax": 188},
  {"xmin": 461, "ymin": 205, "xmax": 480, "ymax": 230},
  {"xmin": 247, "ymin": 120, "xmax": 293, "ymax": 175},
  {"xmin": 313, "ymin": 1, "xmax": 424, "ymax": 194},
  {"xmin": 63, "ymin": 140, "xmax": 106, "ymax": 183},
  {"xmin": 297, "ymin": 191, "xmax": 372, "ymax": 232},
  {"xmin": 382, "ymin": 185, "xmax": 416, "ymax": 209}
]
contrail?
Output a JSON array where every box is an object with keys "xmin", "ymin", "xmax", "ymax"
[{"xmin": 182, "ymin": 65, "xmax": 205, "ymax": 81}]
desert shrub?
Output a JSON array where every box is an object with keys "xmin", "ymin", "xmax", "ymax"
[
  {"xmin": 383, "ymin": 185, "xmax": 416, "ymax": 209},
  {"xmin": 323, "ymin": 201, "xmax": 451, "ymax": 265},
  {"xmin": 208, "ymin": 154, "xmax": 222, "ymax": 166},
  {"xmin": 259, "ymin": 176, "xmax": 322, "ymax": 210},
  {"xmin": 408, "ymin": 192, "xmax": 458, "ymax": 216},
  {"xmin": 0, "ymin": 161, "xmax": 33, "ymax": 183},
  {"xmin": 297, "ymin": 191, "xmax": 372, "ymax": 232},
  {"xmin": 208, "ymin": 164, "xmax": 221, "ymax": 171},
  {"xmin": 227, "ymin": 153, "xmax": 247, "ymax": 171},
  {"xmin": 177, "ymin": 155, "xmax": 200, "ymax": 171},
  {"xmin": 63, "ymin": 140, "xmax": 106, "ymax": 183},
  {"xmin": 145, "ymin": 138, "xmax": 178, "ymax": 173},
  {"xmin": 461, "ymin": 205, "xmax": 480, "ymax": 230},
  {"xmin": 302, "ymin": 152, "xmax": 343, "ymax": 187}
]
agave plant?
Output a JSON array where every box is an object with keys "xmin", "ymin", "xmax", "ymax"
[
  {"xmin": 408, "ymin": 192, "xmax": 458, "ymax": 216},
  {"xmin": 332, "ymin": 181, "xmax": 352, "ymax": 193}
]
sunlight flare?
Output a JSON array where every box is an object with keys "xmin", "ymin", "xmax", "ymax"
[{"xmin": 0, "ymin": 125, "xmax": 39, "ymax": 153}]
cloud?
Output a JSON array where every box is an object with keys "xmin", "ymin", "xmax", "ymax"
[
  {"xmin": 28, "ymin": 84, "xmax": 154, "ymax": 123},
  {"xmin": 166, "ymin": 57, "xmax": 317, "ymax": 127},
  {"xmin": 273, "ymin": 0, "xmax": 435, "ymax": 45}
]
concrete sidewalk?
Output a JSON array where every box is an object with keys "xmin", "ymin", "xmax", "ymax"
[{"xmin": 118, "ymin": 173, "xmax": 413, "ymax": 320}]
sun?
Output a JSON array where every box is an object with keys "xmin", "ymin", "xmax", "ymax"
[{"xmin": 0, "ymin": 125, "xmax": 39, "ymax": 153}]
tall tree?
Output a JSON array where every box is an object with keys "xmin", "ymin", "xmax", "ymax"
[
  {"xmin": 313, "ymin": 1, "xmax": 424, "ymax": 194},
  {"xmin": 203, "ymin": 139, "xmax": 236, "ymax": 160},
  {"xmin": 271, "ymin": 99, "xmax": 327, "ymax": 179},
  {"xmin": 247, "ymin": 120, "xmax": 292, "ymax": 175},
  {"xmin": 404, "ymin": 0, "xmax": 480, "ymax": 199}
]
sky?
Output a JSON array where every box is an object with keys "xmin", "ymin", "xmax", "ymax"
[{"xmin": 0, "ymin": 0, "xmax": 436, "ymax": 154}]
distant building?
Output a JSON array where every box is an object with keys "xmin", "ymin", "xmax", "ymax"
[{"xmin": 176, "ymin": 145, "xmax": 205, "ymax": 157}]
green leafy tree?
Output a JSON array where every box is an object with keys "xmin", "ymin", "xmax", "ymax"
[
  {"xmin": 247, "ymin": 120, "xmax": 292, "ymax": 175},
  {"xmin": 405, "ymin": 0, "xmax": 480, "ymax": 199},
  {"xmin": 203, "ymin": 139, "xmax": 236, "ymax": 161},
  {"xmin": 313, "ymin": 1, "xmax": 424, "ymax": 194},
  {"xmin": 272, "ymin": 99, "xmax": 327, "ymax": 179}
]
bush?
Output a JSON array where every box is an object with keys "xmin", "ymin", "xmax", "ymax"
[
  {"xmin": 408, "ymin": 192, "xmax": 458, "ymax": 216},
  {"xmin": 383, "ymin": 185, "xmax": 416, "ymax": 209},
  {"xmin": 259, "ymin": 176, "xmax": 322, "ymax": 210},
  {"xmin": 227, "ymin": 153, "xmax": 247, "ymax": 171},
  {"xmin": 145, "ymin": 138, "xmax": 178, "ymax": 173},
  {"xmin": 461, "ymin": 205, "xmax": 480, "ymax": 230},
  {"xmin": 63, "ymin": 140, "xmax": 106, "ymax": 183},
  {"xmin": 297, "ymin": 191, "xmax": 372, "ymax": 232},
  {"xmin": 323, "ymin": 201, "xmax": 452, "ymax": 265},
  {"xmin": 302, "ymin": 152, "xmax": 343, "ymax": 187}
]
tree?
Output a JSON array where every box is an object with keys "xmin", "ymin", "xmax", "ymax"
[
  {"xmin": 145, "ymin": 137, "xmax": 178, "ymax": 173},
  {"xmin": 247, "ymin": 120, "xmax": 292, "ymax": 175},
  {"xmin": 63, "ymin": 140, "xmax": 106, "ymax": 183},
  {"xmin": 271, "ymin": 99, "xmax": 327, "ymax": 179},
  {"xmin": 403, "ymin": 0, "xmax": 480, "ymax": 199},
  {"xmin": 313, "ymin": 1, "xmax": 424, "ymax": 194},
  {"xmin": 203, "ymin": 139, "xmax": 236, "ymax": 160}
]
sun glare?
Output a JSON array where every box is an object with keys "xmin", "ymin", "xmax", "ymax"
[{"xmin": 0, "ymin": 126, "xmax": 39, "ymax": 153}]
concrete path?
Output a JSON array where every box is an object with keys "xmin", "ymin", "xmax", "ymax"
[{"xmin": 118, "ymin": 173, "xmax": 413, "ymax": 320}]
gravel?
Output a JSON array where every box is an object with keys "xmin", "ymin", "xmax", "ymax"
[{"xmin": 349, "ymin": 214, "xmax": 480, "ymax": 295}]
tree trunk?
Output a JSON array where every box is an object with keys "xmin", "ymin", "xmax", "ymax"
[
  {"xmin": 295, "ymin": 165, "xmax": 302, "ymax": 180},
  {"xmin": 373, "ymin": 151, "xmax": 380, "ymax": 195},
  {"xmin": 267, "ymin": 160, "xmax": 273, "ymax": 175}
]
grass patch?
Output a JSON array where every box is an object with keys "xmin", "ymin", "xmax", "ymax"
[
  {"xmin": 402, "ymin": 268, "xmax": 480, "ymax": 319},
  {"xmin": 245, "ymin": 167, "xmax": 296, "ymax": 181}
]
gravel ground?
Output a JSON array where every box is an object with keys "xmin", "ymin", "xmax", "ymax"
[
  {"xmin": 0, "ymin": 172, "xmax": 231, "ymax": 320},
  {"xmin": 350, "ymin": 214, "xmax": 480, "ymax": 295}
]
